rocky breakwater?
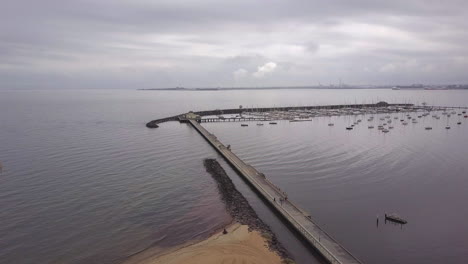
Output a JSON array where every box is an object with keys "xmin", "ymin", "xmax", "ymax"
[{"xmin": 204, "ymin": 158, "xmax": 294, "ymax": 263}]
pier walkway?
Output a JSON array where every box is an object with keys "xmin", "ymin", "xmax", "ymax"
[{"xmin": 189, "ymin": 119, "xmax": 362, "ymax": 264}]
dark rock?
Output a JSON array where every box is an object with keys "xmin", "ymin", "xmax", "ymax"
[{"xmin": 203, "ymin": 158, "xmax": 293, "ymax": 263}]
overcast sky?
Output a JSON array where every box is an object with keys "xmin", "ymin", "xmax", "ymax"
[{"xmin": 1, "ymin": 0, "xmax": 468, "ymax": 89}]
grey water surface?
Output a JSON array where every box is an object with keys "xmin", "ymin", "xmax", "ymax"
[{"xmin": 0, "ymin": 89, "xmax": 467, "ymax": 264}]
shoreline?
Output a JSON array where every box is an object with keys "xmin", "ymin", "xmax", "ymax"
[{"xmin": 124, "ymin": 222, "xmax": 284, "ymax": 264}]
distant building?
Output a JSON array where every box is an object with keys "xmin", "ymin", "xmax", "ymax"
[{"xmin": 376, "ymin": 101, "xmax": 389, "ymax": 107}]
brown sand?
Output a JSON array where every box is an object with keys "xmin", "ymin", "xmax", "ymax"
[{"xmin": 124, "ymin": 223, "xmax": 283, "ymax": 264}]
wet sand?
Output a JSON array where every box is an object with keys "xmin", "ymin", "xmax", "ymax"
[{"xmin": 125, "ymin": 222, "xmax": 283, "ymax": 264}]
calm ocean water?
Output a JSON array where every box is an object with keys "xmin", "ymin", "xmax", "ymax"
[{"xmin": 0, "ymin": 89, "xmax": 467, "ymax": 264}]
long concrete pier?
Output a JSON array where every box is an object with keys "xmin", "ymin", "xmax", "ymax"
[{"xmin": 188, "ymin": 119, "xmax": 363, "ymax": 264}]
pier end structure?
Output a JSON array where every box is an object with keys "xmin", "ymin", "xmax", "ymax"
[{"xmin": 187, "ymin": 119, "xmax": 363, "ymax": 264}]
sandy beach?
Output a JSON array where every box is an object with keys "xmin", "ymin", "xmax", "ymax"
[{"xmin": 124, "ymin": 223, "xmax": 284, "ymax": 264}]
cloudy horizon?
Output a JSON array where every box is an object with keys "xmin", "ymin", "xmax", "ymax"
[{"xmin": 2, "ymin": 0, "xmax": 468, "ymax": 89}]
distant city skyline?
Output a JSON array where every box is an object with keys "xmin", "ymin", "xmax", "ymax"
[{"xmin": 2, "ymin": 0, "xmax": 468, "ymax": 89}]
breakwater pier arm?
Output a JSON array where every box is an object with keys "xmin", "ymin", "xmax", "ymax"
[
  {"xmin": 188, "ymin": 119, "xmax": 363, "ymax": 264},
  {"xmin": 145, "ymin": 102, "xmax": 414, "ymax": 128}
]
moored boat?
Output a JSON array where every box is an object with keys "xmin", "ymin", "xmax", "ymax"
[{"xmin": 385, "ymin": 213, "xmax": 407, "ymax": 224}]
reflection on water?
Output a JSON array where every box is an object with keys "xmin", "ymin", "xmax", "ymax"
[{"xmin": 0, "ymin": 89, "xmax": 467, "ymax": 264}]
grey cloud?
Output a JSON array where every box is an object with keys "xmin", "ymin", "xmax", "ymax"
[{"xmin": 1, "ymin": 0, "xmax": 468, "ymax": 88}]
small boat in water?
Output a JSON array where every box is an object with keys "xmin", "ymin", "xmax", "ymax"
[
  {"xmin": 346, "ymin": 126, "xmax": 353, "ymax": 130},
  {"xmin": 328, "ymin": 123, "xmax": 334, "ymax": 126},
  {"xmin": 256, "ymin": 123, "xmax": 264, "ymax": 126},
  {"xmin": 269, "ymin": 122, "xmax": 277, "ymax": 125},
  {"xmin": 446, "ymin": 126, "xmax": 451, "ymax": 129},
  {"xmin": 457, "ymin": 122, "xmax": 462, "ymax": 125},
  {"xmin": 385, "ymin": 213, "xmax": 407, "ymax": 224},
  {"xmin": 241, "ymin": 124, "xmax": 248, "ymax": 127},
  {"xmin": 368, "ymin": 126, "xmax": 374, "ymax": 129},
  {"xmin": 425, "ymin": 127, "xmax": 432, "ymax": 130}
]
